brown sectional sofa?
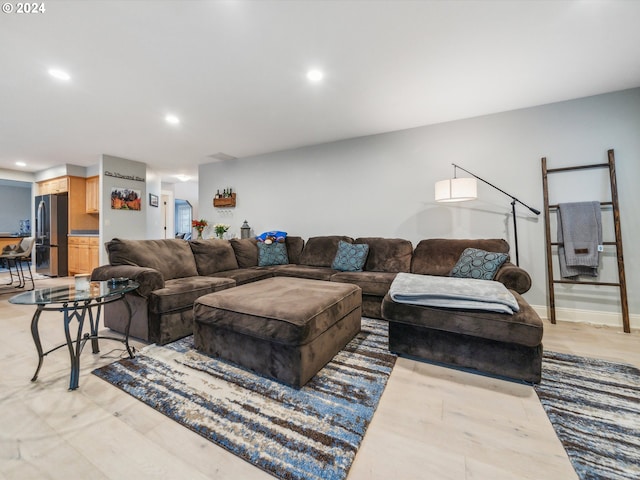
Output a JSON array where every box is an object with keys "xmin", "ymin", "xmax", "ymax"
[
  {"xmin": 92, "ymin": 235, "xmax": 532, "ymax": 345},
  {"xmin": 92, "ymin": 235, "xmax": 542, "ymax": 382}
]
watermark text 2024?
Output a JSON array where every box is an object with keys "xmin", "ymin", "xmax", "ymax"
[{"xmin": 2, "ymin": 3, "xmax": 46, "ymax": 14}]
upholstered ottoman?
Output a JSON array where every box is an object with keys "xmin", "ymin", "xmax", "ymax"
[
  {"xmin": 381, "ymin": 290, "xmax": 543, "ymax": 383},
  {"xmin": 193, "ymin": 277, "xmax": 362, "ymax": 388}
]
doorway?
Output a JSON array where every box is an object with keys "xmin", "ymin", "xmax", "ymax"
[
  {"xmin": 161, "ymin": 191, "xmax": 174, "ymax": 239},
  {"xmin": 174, "ymin": 199, "xmax": 192, "ymax": 239}
]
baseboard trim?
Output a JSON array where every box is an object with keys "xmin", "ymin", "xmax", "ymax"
[{"xmin": 531, "ymin": 304, "xmax": 639, "ymax": 330}]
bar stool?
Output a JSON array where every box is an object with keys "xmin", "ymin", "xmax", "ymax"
[{"xmin": 0, "ymin": 237, "xmax": 35, "ymax": 290}]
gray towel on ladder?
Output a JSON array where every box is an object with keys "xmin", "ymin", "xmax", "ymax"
[{"xmin": 557, "ymin": 201, "xmax": 602, "ymax": 278}]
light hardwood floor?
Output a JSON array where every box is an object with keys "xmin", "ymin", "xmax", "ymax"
[{"xmin": 1, "ymin": 276, "xmax": 637, "ymax": 480}]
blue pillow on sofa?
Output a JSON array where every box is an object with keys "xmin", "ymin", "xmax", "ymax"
[
  {"xmin": 256, "ymin": 230, "xmax": 287, "ymax": 243},
  {"xmin": 450, "ymin": 247, "xmax": 508, "ymax": 280},
  {"xmin": 257, "ymin": 242, "xmax": 289, "ymax": 267},
  {"xmin": 331, "ymin": 240, "xmax": 369, "ymax": 272}
]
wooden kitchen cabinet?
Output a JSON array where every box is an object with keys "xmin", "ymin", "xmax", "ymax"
[
  {"xmin": 89, "ymin": 237, "xmax": 99, "ymax": 270},
  {"xmin": 38, "ymin": 176, "xmax": 69, "ymax": 195},
  {"xmin": 68, "ymin": 236, "xmax": 99, "ymax": 275},
  {"xmin": 68, "ymin": 238, "xmax": 80, "ymax": 274},
  {"xmin": 85, "ymin": 176, "xmax": 99, "ymax": 213},
  {"xmin": 68, "ymin": 176, "xmax": 99, "ymax": 233}
]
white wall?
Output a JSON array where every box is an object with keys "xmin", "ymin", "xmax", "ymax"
[
  {"xmin": 99, "ymin": 155, "xmax": 148, "ymax": 263},
  {"xmin": 145, "ymin": 168, "xmax": 163, "ymax": 239},
  {"xmin": 0, "ymin": 184, "xmax": 31, "ymax": 233},
  {"xmin": 199, "ymin": 88, "xmax": 640, "ymax": 328}
]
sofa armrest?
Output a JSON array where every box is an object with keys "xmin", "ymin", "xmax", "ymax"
[
  {"xmin": 493, "ymin": 262, "xmax": 531, "ymax": 294},
  {"xmin": 91, "ymin": 265, "xmax": 164, "ymax": 298}
]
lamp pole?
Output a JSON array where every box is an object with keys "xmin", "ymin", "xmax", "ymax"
[{"xmin": 452, "ymin": 163, "xmax": 540, "ymax": 266}]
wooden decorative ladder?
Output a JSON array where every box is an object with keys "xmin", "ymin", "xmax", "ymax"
[{"xmin": 541, "ymin": 149, "xmax": 630, "ymax": 333}]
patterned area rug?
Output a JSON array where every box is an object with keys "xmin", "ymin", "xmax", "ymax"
[
  {"xmin": 93, "ymin": 318, "xmax": 396, "ymax": 480},
  {"xmin": 535, "ymin": 351, "xmax": 640, "ymax": 480}
]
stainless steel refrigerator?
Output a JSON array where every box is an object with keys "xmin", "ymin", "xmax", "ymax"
[{"xmin": 35, "ymin": 193, "xmax": 68, "ymax": 277}]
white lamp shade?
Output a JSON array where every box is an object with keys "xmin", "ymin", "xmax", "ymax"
[{"xmin": 435, "ymin": 177, "xmax": 478, "ymax": 202}]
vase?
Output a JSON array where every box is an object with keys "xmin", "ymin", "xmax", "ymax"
[
  {"xmin": 197, "ymin": 231, "xmax": 203, "ymax": 240},
  {"xmin": 216, "ymin": 232, "xmax": 224, "ymax": 240}
]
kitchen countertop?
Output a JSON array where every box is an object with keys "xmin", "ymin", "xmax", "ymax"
[{"xmin": 69, "ymin": 230, "xmax": 99, "ymax": 237}]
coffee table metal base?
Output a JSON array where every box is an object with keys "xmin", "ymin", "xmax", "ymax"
[{"xmin": 30, "ymin": 295, "xmax": 135, "ymax": 390}]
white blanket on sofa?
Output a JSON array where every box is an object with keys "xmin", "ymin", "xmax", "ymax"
[{"xmin": 389, "ymin": 273, "xmax": 519, "ymax": 315}]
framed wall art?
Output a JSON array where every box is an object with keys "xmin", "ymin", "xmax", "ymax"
[{"xmin": 111, "ymin": 187, "xmax": 142, "ymax": 211}]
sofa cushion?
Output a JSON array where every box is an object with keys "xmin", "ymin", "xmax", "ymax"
[
  {"xmin": 106, "ymin": 238, "xmax": 199, "ymax": 280},
  {"xmin": 148, "ymin": 276, "xmax": 235, "ymax": 314},
  {"xmin": 189, "ymin": 239, "xmax": 239, "ymax": 275},
  {"xmin": 271, "ymin": 264, "xmax": 338, "ymax": 281},
  {"xmin": 355, "ymin": 237, "xmax": 413, "ymax": 272},
  {"xmin": 381, "ymin": 290, "xmax": 542, "ymax": 347},
  {"xmin": 210, "ymin": 268, "xmax": 273, "ymax": 285},
  {"xmin": 331, "ymin": 271, "xmax": 398, "ymax": 296},
  {"xmin": 258, "ymin": 242, "xmax": 289, "ymax": 266},
  {"xmin": 411, "ymin": 238, "xmax": 510, "ymax": 276},
  {"xmin": 331, "ymin": 240, "xmax": 369, "ymax": 272},
  {"xmin": 299, "ymin": 236, "xmax": 353, "ymax": 267},
  {"xmin": 284, "ymin": 236, "xmax": 305, "ymax": 265},
  {"xmin": 450, "ymin": 247, "xmax": 508, "ymax": 280},
  {"xmin": 230, "ymin": 238, "xmax": 259, "ymax": 268}
]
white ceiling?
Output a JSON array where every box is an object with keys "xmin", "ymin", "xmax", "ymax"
[{"xmin": 2, "ymin": 0, "xmax": 640, "ymax": 183}]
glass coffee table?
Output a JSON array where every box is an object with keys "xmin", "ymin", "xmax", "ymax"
[{"xmin": 10, "ymin": 279, "xmax": 139, "ymax": 390}]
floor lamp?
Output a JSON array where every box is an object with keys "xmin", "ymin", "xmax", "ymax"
[{"xmin": 435, "ymin": 163, "xmax": 540, "ymax": 266}]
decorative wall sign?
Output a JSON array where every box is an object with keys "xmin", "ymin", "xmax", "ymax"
[
  {"xmin": 149, "ymin": 193, "xmax": 159, "ymax": 207},
  {"xmin": 111, "ymin": 187, "xmax": 142, "ymax": 210},
  {"xmin": 104, "ymin": 170, "xmax": 145, "ymax": 182}
]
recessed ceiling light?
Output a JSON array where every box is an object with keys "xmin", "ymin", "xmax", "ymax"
[
  {"xmin": 48, "ymin": 68, "xmax": 71, "ymax": 81},
  {"xmin": 176, "ymin": 174, "xmax": 190, "ymax": 182},
  {"xmin": 306, "ymin": 69, "xmax": 324, "ymax": 82},
  {"xmin": 15, "ymin": 161, "xmax": 27, "ymax": 167},
  {"xmin": 165, "ymin": 114, "xmax": 180, "ymax": 125}
]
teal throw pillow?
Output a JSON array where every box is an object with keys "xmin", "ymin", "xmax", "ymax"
[
  {"xmin": 450, "ymin": 247, "xmax": 508, "ymax": 280},
  {"xmin": 257, "ymin": 242, "xmax": 289, "ymax": 267},
  {"xmin": 331, "ymin": 241, "xmax": 369, "ymax": 272}
]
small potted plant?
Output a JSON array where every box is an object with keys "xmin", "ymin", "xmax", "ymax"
[
  {"xmin": 213, "ymin": 223, "xmax": 230, "ymax": 239},
  {"xmin": 192, "ymin": 219, "xmax": 208, "ymax": 239}
]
